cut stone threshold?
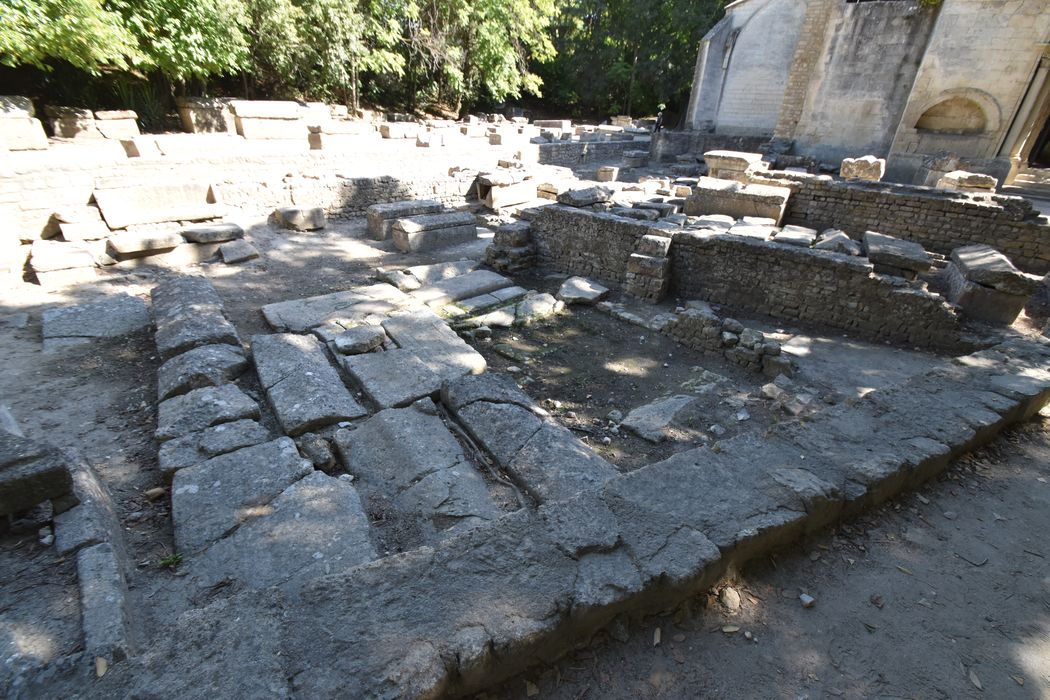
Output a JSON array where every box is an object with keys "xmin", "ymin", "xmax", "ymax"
[{"xmin": 30, "ymin": 335, "xmax": 1050, "ymax": 698}]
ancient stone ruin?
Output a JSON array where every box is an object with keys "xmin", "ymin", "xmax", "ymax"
[{"xmin": 2, "ymin": 60, "xmax": 1050, "ymax": 698}]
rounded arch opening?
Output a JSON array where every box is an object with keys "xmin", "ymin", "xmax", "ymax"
[{"xmin": 915, "ymin": 96, "xmax": 988, "ymax": 135}]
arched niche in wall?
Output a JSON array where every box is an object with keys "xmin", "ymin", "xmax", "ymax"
[{"xmin": 913, "ymin": 89, "xmax": 1001, "ymax": 135}]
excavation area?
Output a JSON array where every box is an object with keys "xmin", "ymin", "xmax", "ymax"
[{"xmin": 2, "ymin": 122, "xmax": 1050, "ymax": 699}]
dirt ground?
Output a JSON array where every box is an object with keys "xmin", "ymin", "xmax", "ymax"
[
  {"xmin": 1, "ymin": 213, "xmax": 1048, "ymax": 696},
  {"xmin": 482, "ymin": 412, "xmax": 1050, "ymax": 700}
]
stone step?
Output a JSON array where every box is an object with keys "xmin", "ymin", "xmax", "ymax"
[
  {"xmin": 261, "ymin": 284, "xmax": 411, "ymax": 333},
  {"xmin": 409, "ymin": 269, "xmax": 514, "ymax": 308},
  {"xmin": 333, "ymin": 405, "xmax": 500, "ymax": 544},
  {"xmin": 366, "ymin": 199, "xmax": 443, "ymax": 240},
  {"xmin": 251, "ymin": 333, "xmax": 368, "ymax": 435}
]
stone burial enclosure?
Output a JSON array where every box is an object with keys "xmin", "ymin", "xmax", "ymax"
[{"xmin": 14, "ymin": 253, "xmax": 1050, "ymax": 699}]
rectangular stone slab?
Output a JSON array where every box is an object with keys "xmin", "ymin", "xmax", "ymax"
[
  {"xmin": 156, "ymin": 344, "xmax": 249, "ymax": 401},
  {"xmin": 186, "ymin": 471, "xmax": 376, "ymax": 593},
  {"xmin": 158, "ymin": 419, "xmax": 272, "ymax": 480},
  {"xmin": 366, "ymin": 200, "xmax": 443, "ymax": 240},
  {"xmin": 42, "ymin": 293, "xmax": 150, "ymax": 341},
  {"xmin": 341, "ymin": 349, "xmax": 443, "ymax": 409},
  {"xmin": 94, "ymin": 183, "xmax": 224, "ymax": 229},
  {"xmin": 0, "ymin": 434, "xmax": 72, "ymax": 517},
  {"xmin": 409, "ymin": 270, "xmax": 514, "ymax": 307},
  {"xmin": 107, "ymin": 231, "xmax": 184, "ymax": 257},
  {"xmin": 381, "ymin": 309, "xmax": 487, "ymax": 380},
  {"xmin": 393, "ymin": 211, "xmax": 476, "ymax": 233},
  {"xmin": 392, "ymin": 224, "xmax": 478, "ymax": 253},
  {"xmin": 155, "ymin": 384, "xmax": 260, "ymax": 442},
  {"xmin": 251, "ymin": 333, "xmax": 367, "ymax": 435},
  {"xmin": 863, "ymin": 231, "xmax": 931, "ymax": 273},
  {"xmin": 171, "ymin": 438, "xmax": 312, "ymax": 553},
  {"xmin": 261, "ymin": 284, "xmax": 411, "ymax": 332},
  {"xmin": 335, "ymin": 407, "xmax": 499, "ymax": 543},
  {"xmin": 950, "ymin": 244, "xmax": 1034, "ymax": 295}
]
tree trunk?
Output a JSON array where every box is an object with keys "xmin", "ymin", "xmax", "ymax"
[{"xmin": 625, "ymin": 52, "xmax": 638, "ymax": 117}]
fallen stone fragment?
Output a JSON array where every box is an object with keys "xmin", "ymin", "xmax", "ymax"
[
  {"xmin": 219, "ymin": 239, "xmax": 259, "ymax": 264},
  {"xmin": 814, "ymin": 229, "xmax": 862, "ymax": 256},
  {"xmin": 332, "ymin": 325, "xmax": 387, "ymax": 355},
  {"xmin": 799, "ymin": 593, "xmax": 816, "ymax": 608},
  {"xmin": 181, "ymin": 223, "xmax": 244, "ymax": 244},
  {"xmin": 557, "ymin": 276, "xmax": 609, "ymax": 305},
  {"xmin": 557, "ymin": 186, "xmax": 613, "ymax": 207},
  {"xmin": 0, "ymin": 433, "xmax": 74, "ymax": 517},
  {"xmin": 171, "ymin": 437, "xmax": 313, "ymax": 553},
  {"xmin": 156, "ymin": 344, "xmax": 248, "ymax": 401},
  {"xmin": 864, "ymin": 231, "xmax": 931, "ymax": 273},
  {"xmin": 948, "ymin": 244, "xmax": 1035, "ymax": 296},
  {"xmin": 621, "ymin": 395, "xmax": 698, "ymax": 443},
  {"xmin": 158, "ymin": 420, "xmax": 272, "ymax": 480},
  {"xmin": 186, "ymin": 471, "xmax": 375, "ymax": 592},
  {"xmin": 773, "ymin": 225, "xmax": 817, "ymax": 248},
  {"xmin": 276, "ymin": 206, "xmax": 326, "ymax": 231},
  {"xmin": 515, "ymin": 292, "xmax": 563, "ymax": 326},
  {"xmin": 252, "ymin": 333, "xmax": 367, "ymax": 435},
  {"xmin": 155, "ymin": 384, "xmax": 260, "ymax": 442},
  {"xmin": 107, "ymin": 230, "xmax": 184, "ymax": 257}
]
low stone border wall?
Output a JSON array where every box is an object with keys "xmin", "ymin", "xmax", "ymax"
[
  {"xmin": 529, "ymin": 140, "xmax": 641, "ymax": 168},
  {"xmin": 59, "ymin": 335, "xmax": 1050, "ymax": 698},
  {"xmin": 670, "ymin": 231, "xmax": 962, "ymax": 351},
  {"xmin": 750, "ymin": 171, "xmax": 1050, "ymax": 275}
]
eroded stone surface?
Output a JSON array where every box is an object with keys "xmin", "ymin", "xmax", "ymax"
[
  {"xmin": 171, "ymin": 437, "xmax": 312, "ymax": 553},
  {"xmin": 157, "ymin": 344, "xmax": 248, "ymax": 401},
  {"xmin": 158, "ymin": 419, "xmax": 272, "ymax": 480},
  {"xmin": 155, "ymin": 384, "xmax": 259, "ymax": 442},
  {"xmin": 621, "ymin": 395, "xmax": 699, "ymax": 443},
  {"xmin": 557, "ymin": 276, "xmax": 609, "ymax": 304},
  {"xmin": 341, "ymin": 349, "xmax": 443, "ymax": 409},
  {"xmin": 41, "ymin": 293, "xmax": 150, "ymax": 351}
]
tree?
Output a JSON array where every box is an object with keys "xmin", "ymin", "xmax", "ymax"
[{"xmin": 0, "ymin": 0, "xmax": 138, "ymax": 72}]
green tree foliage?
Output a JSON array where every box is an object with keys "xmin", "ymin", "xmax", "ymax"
[{"xmin": 0, "ymin": 0, "xmax": 138, "ymax": 72}]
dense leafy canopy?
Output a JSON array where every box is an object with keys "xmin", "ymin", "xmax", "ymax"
[{"xmin": 0, "ymin": 0, "xmax": 727, "ymax": 120}]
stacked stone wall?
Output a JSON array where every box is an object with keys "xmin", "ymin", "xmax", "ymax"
[
  {"xmin": 670, "ymin": 231, "xmax": 961, "ymax": 351},
  {"xmin": 530, "ymin": 140, "xmax": 639, "ymax": 168},
  {"xmin": 750, "ymin": 172, "xmax": 1050, "ymax": 275}
]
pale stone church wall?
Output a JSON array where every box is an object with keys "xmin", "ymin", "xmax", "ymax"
[
  {"xmin": 887, "ymin": 0, "xmax": 1050, "ymax": 181},
  {"xmin": 788, "ymin": 2, "xmax": 938, "ymax": 164}
]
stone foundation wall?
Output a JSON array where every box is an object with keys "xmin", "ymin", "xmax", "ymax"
[
  {"xmin": 529, "ymin": 205, "xmax": 667, "ymax": 283},
  {"xmin": 528, "ymin": 140, "xmax": 641, "ymax": 168},
  {"xmin": 670, "ymin": 231, "xmax": 961, "ymax": 351},
  {"xmin": 750, "ymin": 171, "xmax": 1050, "ymax": 275},
  {"xmin": 1, "ymin": 155, "xmax": 473, "ymax": 245}
]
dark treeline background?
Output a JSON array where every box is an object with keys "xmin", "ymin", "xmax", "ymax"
[{"xmin": 0, "ymin": 0, "xmax": 728, "ymax": 129}]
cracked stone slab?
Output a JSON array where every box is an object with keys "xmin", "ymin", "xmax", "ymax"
[
  {"xmin": 155, "ymin": 384, "xmax": 259, "ymax": 443},
  {"xmin": 454, "ymin": 286, "xmax": 528, "ymax": 314},
  {"xmin": 621, "ymin": 395, "xmax": 699, "ymax": 443},
  {"xmin": 187, "ymin": 471, "xmax": 376, "ymax": 593},
  {"xmin": 171, "ymin": 437, "xmax": 313, "ymax": 553},
  {"xmin": 341, "ymin": 349, "xmax": 443, "ymax": 409},
  {"xmin": 410, "ymin": 270, "xmax": 514, "ymax": 308},
  {"xmin": 335, "ymin": 407, "xmax": 499, "ymax": 542},
  {"xmin": 157, "ymin": 419, "xmax": 272, "ymax": 480},
  {"xmin": 41, "ymin": 293, "xmax": 150, "ymax": 352},
  {"xmin": 456, "ymin": 401, "xmax": 543, "ymax": 467},
  {"xmin": 180, "ymin": 222, "xmax": 244, "ymax": 244},
  {"xmin": 441, "ymin": 373, "xmax": 543, "ymax": 413},
  {"xmin": 949, "ymin": 244, "xmax": 1036, "ymax": 295},
  {"xmin": 252, "ymin": 334, "xmax": 367, "ymax": 435},
  {"xmin": 863, "ymin": 231, "xmax": 931, "ymax": 273},
  {"xmin": 557, "ymin": 277, "xmax": 609, "ymax": 305},
  {"xmin": 77, "ymin": 542, "xmax": 134, "ymax": 657},
  {"xmin": 261, "ymin": 284, "xmax": 411, "ymax": 333},
  {"xmin": 509, "ymin": 424, "xmax": 619, "ymax": 503},
  {"xmin": 219, "ymin": 239, "xmax": 260, "ymax": 264},
  {"xmin": 405, "ymin": 260, "xmax": 478, "ymax": 285},
  {"xmin": 382, "ymin": 309, "xmax": 487, "ymax": 380},
  {"xmin": 151, "ymin": 276, "xmax": 240, "ymax": 360},
  {"xmin": 156, "ymin": 343, "xmax": 248, "ymax": 401}
]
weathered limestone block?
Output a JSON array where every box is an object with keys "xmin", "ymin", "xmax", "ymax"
[
  {"xmin": 949, "ymin": 244, "xmax": 1036, "ymax": 296},
  {"xmin": 692, "ymin": 214, "xmax": 735, "ymax": 230},
  {"xmin": 176, "ymin": 97, "xmax": 237, "ymax": 134},
  {"xmin": 773, "ymin": 225, "xmax": 817, "ymax": 248},
  {"xmin": 380, "ymin": 122, "xmax": 418, "ymax": 139},
  {"xmin": 937, "ymin": 170, "xmax": 996, "ymax": 192},
  {"xmin": 596, "ymin": 166, "xmax": 619, "ymax": 182},
  {"xmin": 613, "ymin": 207, "xmax": 660, "ymax": 222},
  {"xmin": 515, "ymin": 292, "xmax": 564, "ymax": 325},
  {"xmin": 341, "ymin": 349, "xmax": 443, "ymax": 409},
  {"xmin": 76, "ymin": 542, "xmax": 133, "ymax": 657},
  {"xmin": 382, "ymin": 308, "xmax": 487, "ymax": 380},
  {"xmin": 534, "ymin": 119, "xmax": 571, "ymax": 130},
  {"xmin": 366, "ymin": 200, "xmax": 443, "ymax": 241},
  {"xmin": 94, "ymin": 111, "xmax": 140, "ymax": 140},
  {"xmin": 171, "ymin": 438, "xmax": 312, "ymax": 553},
  {"xmin": 231, "ymin": 101, "xmax": 307, "ymax": 139},
  {"xmin": 30, "ymin": 239, "xmax": 104, "ymax": 272},
  {"xmin": 410, "ymin": 270, "xmax": 513, "ymax": 307},
  {"xmin": 45, "ymin": 106, "xmax": 99, "ymax": 139},
  {"xmin": 684, "ymin": 177, "xmax": 790, "ymax": 223},
  {"xmin": 107, "ymin": 230, "xmax": 184, "ymax": 258},
  {"xmin": 59, "ymin": 220, "xmax": 111, "ymax": 241},
  {"xmin": 219, "ymin": 239, "xmax": 260, "ymax": 264},
  {"xmin": 151, "ymin": 276, "xmax": 241, "ymax": 360},
  {"xmin": 557, "ymin": 276, "xmax": 609, "ymax": 305},
  {"xmin": 186, "ymin": 471, "xmax": 376, "ymax": 593},
  {"xmin": 636, "ymin": 234, "xmax": 672, "ymax": 257},
  {"xmin": 0, "ymin": 433, "xmax": 73, "ymax": 517},
  {"xmin": 252, "ymin": 333, "xmax": 367, "ymax": 435},
  {"xmin": 864, "ymin": 231, "xmax": 932, "ymax": 275},
  {"xmin": 391, "ymin": 211, "xmax": 477, "ymax": 253},
  {"xmin": 94, "ymin": 183, "xmax": 223, "ymax": 229},
  {"xmin": 840, "ymin": 156, "xmax": 886, "ymax": 182},
  {"xmin": 0, "ymin": 96, "xmax": 34, "ymax": 117},
  {"xmin": 2, "ymin": 116, "xmax": 49, "ymax": 150},
  {"xmin": 945, "ymin": 264, "xmax": 1029, "ymax": 325},
  {"xmin": 622, "ymin": 395, "xmax": 698, "ymax": 443},
  {"xmin": 332, "ymin": 325, "xmax": 387, "ymax": 354},
  {"xmin": 557, "ymin": 186, "xmax": 613, "ymax": 207},
  {"xmin": 155, "ymin": 384, "xmax": 260, "ymax": 443},
  {"xmin": 157, "ymin": 344, "xmax": 249, "ymax": 401},
  {"xmin": 703, "ymin": 150, "xmax": 765, "ymax": 182},
  {"xmin": 276, "ymin": 206, "xmax": 326, "ymax": 231},
  {"xmin": 335, "ymin": 407, "xmax": 499, "ymax": 542},
  {"xmin": 261, "ymin": 284, "xmax": 410, "ymax": 332},
  {"xmin": 492, "ymin": 221, "xmax": 532, "ymax": 248},
  {"xmin": 814, "ymin": 229, "xmax": 861, "ymax": 256},
  {"xmin": 157, "ymin": 419, "xmax": 271, "ymax": 480},
  {"xmin": 181, "ymin": 223, "xmax": 244, "ymax": 244}
]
